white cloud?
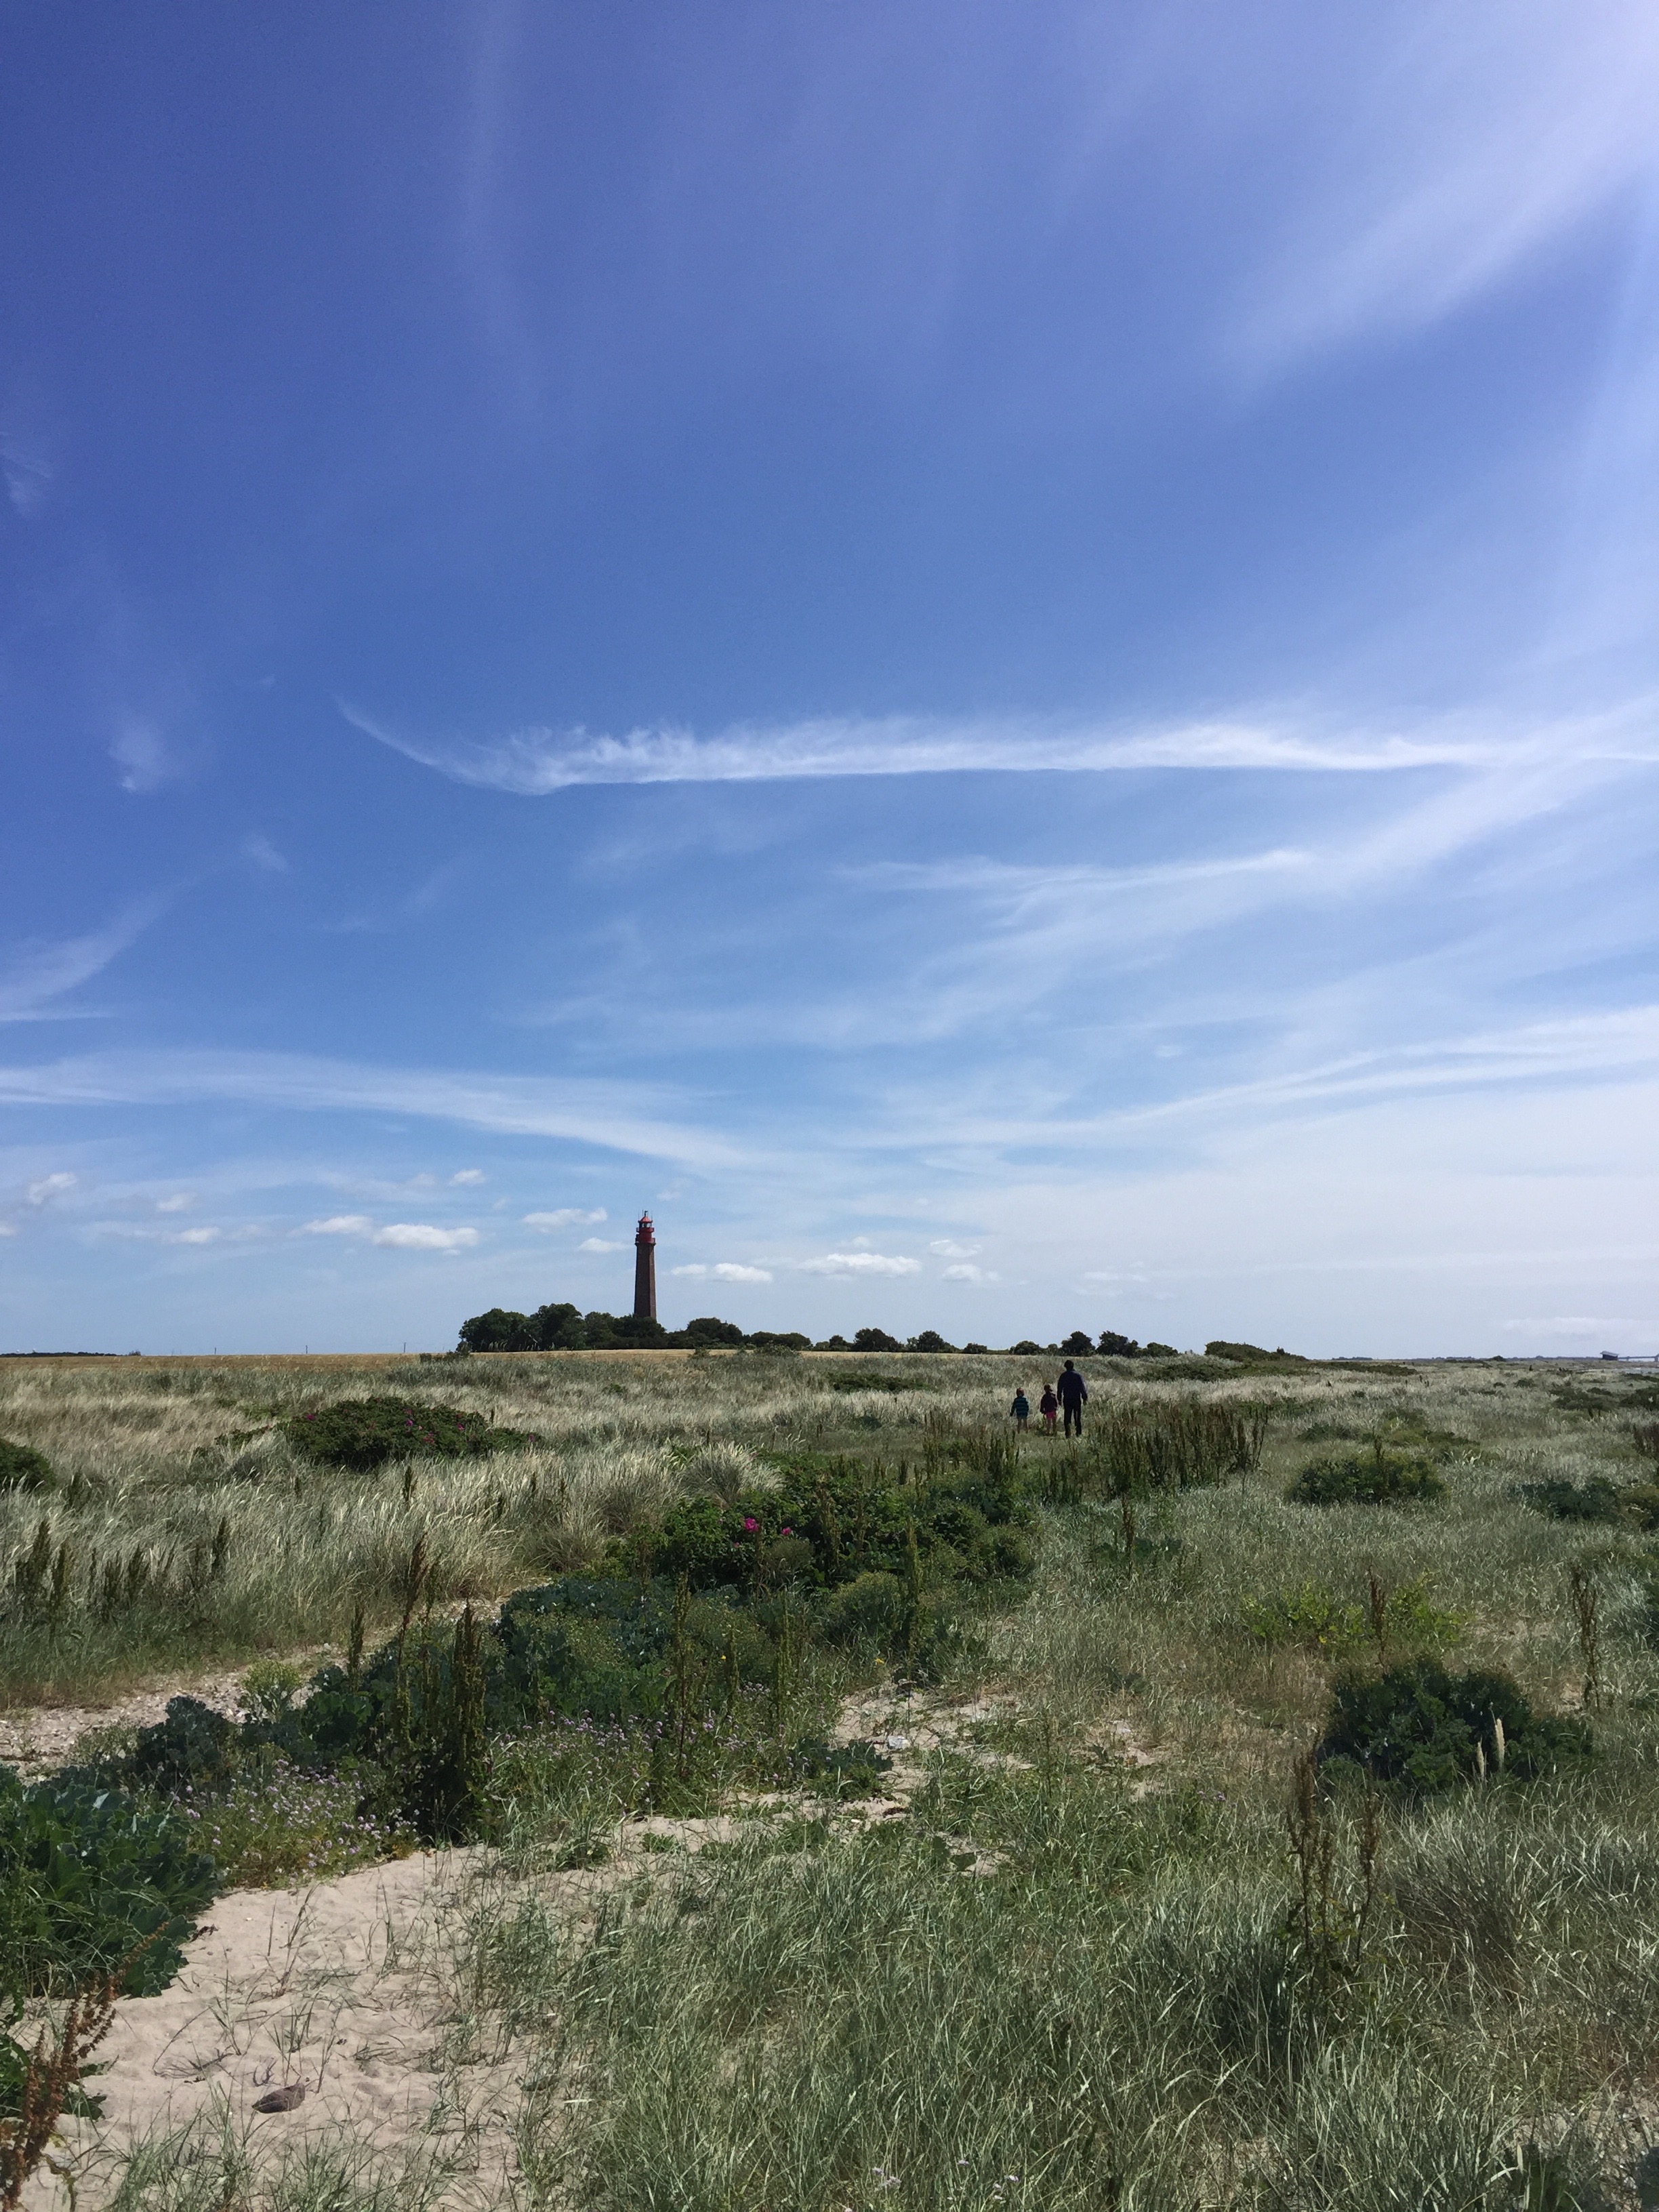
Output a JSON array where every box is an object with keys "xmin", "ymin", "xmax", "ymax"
[
  {"xmin": 673, "ymin": 1261, "xmax": 774, "ymax": 1284},
  {"xmin": 241, "ymin": 834, "xmax": 288, "ymax": 874},
  {"xmin": 943, "ymin": 1262, "xmax": 999, "ymax": 1284},
  {"xmin": 110, "ymin": 717, "xmax": 183, "ymax": 796},
  {"xmin": 344, "ymin": 701, "xmax": 1597, "ymax": 797},
  {"xmin": 451, "ymin": 1169, "xmax": 486, "ymax": 1185},
  {"xmin": 26, "ymin": 1172, "xmax": 76, "ymax": 1206},
  {"xmin": 372, "ymin": 1223, "xmax": 480, "ymax": 1251},
  {"xmin": 579, "ymin": 1235, "xmax": 624, "ymax": 1252},
  {"xmin": 798, "ymin": 1250, "xmax": 921, "ymax": 1277},
  {"xmin": 0, "ymin": 1223, "xmax": 16, "ymax": 1237},
  {"xmin": 524, "ymin": 1206, "xmax": 607, "ymax": 1229},
  {"xmin": 168, "ymin": 1227, "xmax": 220, "ymax": 1246},
  {"xmin": 302, "ymin": 1214, "xmax": 373, "ymax": 1236},
  {"xmin": 928, "ymin": 1239, "xmax": 980, "ymax": 1258},
  {"xmin": 1502, "ymin": 1316, "xmax": 1639, "ymax": 1338},
  {"xmin": 155, "ymin": 1193, "xmax": 194, "ymax": 1213}
]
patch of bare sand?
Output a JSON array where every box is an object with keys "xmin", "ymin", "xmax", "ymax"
[
  {"xmin": 0, "ymin": 1671, "xmax": 257, "ymax": 1780},
  {"xmin": 22, "ymin": 1849, "xmax": 516, "ymax": 2212}
]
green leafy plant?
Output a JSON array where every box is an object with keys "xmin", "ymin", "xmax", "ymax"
[
  {"xmin": 1288, "ymin": 1443, "xmax": 1446, "ymax": 1507},
  {"xmin": 0, "ymin": 1769, "xmax": 218, "ymax": 2001},
  {"xmin": 1244, "ymin": 1576, "xmax": 1461, "ymax": 1655}
]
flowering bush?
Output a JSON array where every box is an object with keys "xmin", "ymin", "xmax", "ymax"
[{"xmin": 174, "ymin": 1759, "xmax": 415, "ymax": 1888}]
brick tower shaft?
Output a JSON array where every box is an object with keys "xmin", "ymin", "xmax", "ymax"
[{"xmin": 632, "ymin": 1212, "xmax": 657, "ymax": 1321}]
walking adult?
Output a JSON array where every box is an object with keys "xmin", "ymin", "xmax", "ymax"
[{"xmin": 1057, "ymin": 1358, "xmax": 1088, "ymax": 1437}]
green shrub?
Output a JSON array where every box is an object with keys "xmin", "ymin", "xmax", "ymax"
[
  {"xmin": 1316, "ymin": 1660, "xmax": 1591, "ymax": 1794},
  {"xmin": 1515, "ymin": 1476, "xmax": 1624, "ymax": 1521},
  {"xmin": 790, "ymin": 1736, "xmax": 894, "ymax": 1797},
  {"xmin": 0, "ymin": 1441, "xmax": 54, "ymax": 1493},
  {"xmin": 1288, "ymin": 1444, "xmax": 1446, "ymax": 1507},
  {"xmin": 1242, "ymin": 1578, "xmax": 1461, "ymax": 1654},
  {"xmin": 285, "ymin": 1395, "xmax": 537, "ymax": 1470},
  {"xmin": 0, "ymin": 1767, "xmax": 218, "ymax": 2001}
]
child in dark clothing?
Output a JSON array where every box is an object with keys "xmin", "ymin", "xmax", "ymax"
[
  {"xmin": 1010, "ymin": 1387, "xmax": 1030, "ymax": 1430},
  {"xmin": 1038, "ymin": 1382, "xmax": 1059, "ymax": 1432}
]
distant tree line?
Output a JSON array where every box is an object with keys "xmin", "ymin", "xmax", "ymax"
[{"xmin": 455, "ymin": 1306, "xmax": 1185, "ymax": 1357}]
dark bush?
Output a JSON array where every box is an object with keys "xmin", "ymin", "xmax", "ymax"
[
  {"xmin": 285, "ymin": 1395, "xmax": 536, "ymax": 1471},
  {"xmin": 1317, "ymin": 1660, "xmax": 1591, "ymax": 1794},
  {"xmin": 0, "ymin": 1767, "xmax": 218, "ymax": 2000},
  {"xmin": 1061, "ymin": 1331, "xmax": 1095, "ymax": 1356},
  {"xmin": 125, "ymin": 1697, "xmax": 241, "ymax": 1799},
  {"xmin": 1515, "ymin": 1477, "xmax": 1627, "ymax": 1523},
  {"xmin": 907, "ymin": 1332, "xmax": 955, "ymax": 1353},
  {"xmin": 679, "ymin": 1316, "xmax": 745, "ymax": 1347},
  {"xmin": 1288, "ymin": 1444, "xmax": 1445, "ymax": 1507},
  {"xmin": 853, "ymin": 1328, "xmax": 902, "ymax": 1352},
  {"xmin": 0, "ymin": 1440, "xmax": 54, "ymax": 1493}
]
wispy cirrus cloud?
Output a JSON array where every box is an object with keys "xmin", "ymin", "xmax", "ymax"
[
  {"xmin": 26, "ymin": 1172, "xmax": 77, "ymax": 1205},
  {"xmin": 0, "ymin": 900, "xmax": 169, "ymax": 1023},
  {"xmin": 342, "ymin": 699, "xmax": 1659, "ymax": 798},
  {"xmin": 0, "ymin": 1049, "xmax": 743, "ymax": 1168},
  {"xmin": 1225, "ymin": 7, "xmax": 1659, "ymax": 371}
]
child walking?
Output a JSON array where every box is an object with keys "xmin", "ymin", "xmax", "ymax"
[
  {"xmin": 1010, "ymin": 1386, "xmax": 1030, "ymax": 1431},
  {"xmin": 1038, "ymin": 1381, "xmax": 1059, "ymax": 1433}
]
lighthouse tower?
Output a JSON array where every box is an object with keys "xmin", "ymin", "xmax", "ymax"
[{"xmin": 632, "ymin": 1212, "xmax": 657, "ymax": 1322}]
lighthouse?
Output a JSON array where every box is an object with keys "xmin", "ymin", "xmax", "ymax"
[{"xmin": 632, "ymin": 1212, "xmax": 657, "ymax": 1322}]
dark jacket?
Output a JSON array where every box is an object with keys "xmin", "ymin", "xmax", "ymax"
[{"xmin": 1056, "ymin": 1368, "xmax": 1088, "ymax": 1408}]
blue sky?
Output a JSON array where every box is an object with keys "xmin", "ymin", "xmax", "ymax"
[{"xmin": 3, "ymin": 1, "xmax": 1658, "ymax": 1355}]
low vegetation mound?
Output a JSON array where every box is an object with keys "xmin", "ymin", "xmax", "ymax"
[
  {"xmin": 1317, "ymin": 1659, "xmax": 1592, "ymax": 1793},
  {"xmin": 0, "ymin": 1440, "xmax": 53, "ymax": 1493},
  {"xmin": 1288, "ymin": 1444, "xmax": 1446, "ymax": 1507},
  {"xmin": 1515, "ymin": 1475, "xmax": 1659, "ymax": 1527},
  {"xmin": 285, "ymin": 1395, "xmax": 537, "ymax": 1471}
]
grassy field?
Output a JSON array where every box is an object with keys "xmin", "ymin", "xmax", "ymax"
[{"xmin": 7, "ymin": 1349, "xmax": 1659, "ymax": 2209}]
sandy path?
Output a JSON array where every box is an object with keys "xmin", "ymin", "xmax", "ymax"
[{"xmin": 21, "ymin": 1848, "xmax": 518, "ymax": 2212}]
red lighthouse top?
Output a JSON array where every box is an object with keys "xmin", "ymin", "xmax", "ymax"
[{"xmin": 635, "ymin": 1212, "xmax": 655, "ymax": 1247}]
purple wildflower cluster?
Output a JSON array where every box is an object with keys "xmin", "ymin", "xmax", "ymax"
[{"xmin": 179, "ymin": 1759, "xmax": 415, "ymax": 1887}]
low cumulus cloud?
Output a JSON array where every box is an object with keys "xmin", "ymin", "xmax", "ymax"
[
  {"xmin": 373, "ymin": 1223, "xmax": 480, "ymax": 1251},
  {"xmin": 673, "ymin": 1261, "xmax": 774, "ymax": 1284},
  {"xmin": 579, "ymin": 1235, "xmax": 623, "ymax": 1252},
  {"xmin": 303, "ymin": 1214, "xmax": 373, "ymax": 1236},
  {"xmin": 943, "ymin": 1262, "xmax": 999, "ymax": 1285},
  {"xmin": 155, "ymin": 1193, "xmax": 195, "ymax": 1213},
  {"xmin": 798, "ymin": 1250, "xmax": 921, "ymax": 1277},
  {"xmin": 928, "ymin": 1239, "xmax": 980, "ymax": 1258},
  {"xmin": 1502, "ymin": 1316, "xmax": 1639, "ymax": 1337},
  {"xmin": 525, "ymin": 1207, "xmax": 607, "ymax": 1229},
  {"xmin": 451, "ymin": 1169, "xmax": 486, "ymax": 1185},
  {"xmin": 26, "ymin": 1172, "xmax": 77, "ymax": 1206}
]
